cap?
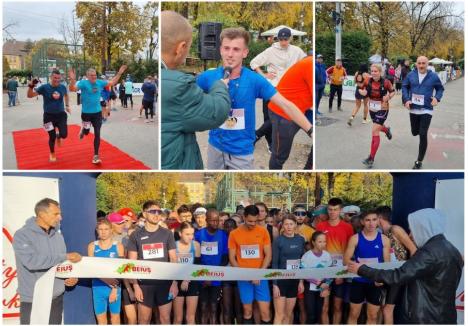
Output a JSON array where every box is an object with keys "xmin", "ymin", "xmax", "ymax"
[
  {"xmin": 317, "ymin": 54, "xmax": 323, "ymax": 58},
  {"xmin": 342, "ymin": 205, "xmax": 361, "ymax": 215},
  {"xmin": 194, "ymin": 207, "xmax": 207, "ymax": 216},
  {"xmin": 312, "ymin": 205, "xmax": 327, "ymax": 217},
  {"xmin": 277, "ymin": 28, "xmax": 291, "ymax": 39},
  {"xmin": 118, "ymin": 208, "xmax": 137, "ymax": 222},
  {"xmin": 107, "ymin": 212, "xmax": 125, "ymax": 224}
]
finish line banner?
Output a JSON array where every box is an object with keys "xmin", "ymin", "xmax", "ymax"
[{"xmin": 32, "ymin": 257, "xmax": 403, "ymax": 324}]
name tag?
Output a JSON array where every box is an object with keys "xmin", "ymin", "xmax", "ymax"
[
  {"xmin": 177, "ymin": 252, "xmax": 194, "ymax": 264},
  {"xmin": 286, "ymin": 259, "xmax": 301, "ymax": 270},
  {"xmin": 358, "ymin": 257, "xmax": 379, "ymax": 264},
  {"xmin": 142, "ymin": 242, "xmax": 164, "ymax": 259},
  {"xmin": 43, "ymin": 122, "xmax": 54, "ymax": 132},
  {"xmin": 220, "ymin": 108, "xmax": 245, "ymax": 130},
  {"xmin": 411, "ymin": 94, "xmax": 425, "ymax": 106},
  {"xmin": 82, "ymin": 121, "xmax": 92, "ymax": 130},
  {"xmin": 369, "ymin": 100, "xmax": 382, "ymax": 111},
  {"xmin": 331, "ymin": 254, "xmax": 343, "ymax": 267},
  {"xmin": 240, "ymin": 244, "xmax": 260, "ymax": 259},
  {"xmin": 201, "ymin": 241, "xmax": 218, "ymax": 255}
]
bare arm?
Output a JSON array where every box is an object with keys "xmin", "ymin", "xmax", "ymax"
[
  {"xmin": 108, "ymin": 65, "xmax": 127, "ymax": 87},
  {"xmin": 382, "ymin": 235, "xmax": 391, "ymax": 262},
  {"xmin": 68, "ymin": 68, "xmax": 78, "ymax": 92},
  {"xmin": 393, "ymin": 226, "xmax": 417, "ymax": 257},
  {"xmin": 229, "ymin": 248, "xmax": 239, "ymax": 267},
  {"xmin": 27, "ymin": 85, "xmax": 39, "ymax": 98},
  {"xmin": 168, "ymin": 249, "xmax": 177, "ymax": 263},
  {"xmin": 269, "ymin": 93, "xmax": 313, "ymax": 133},
  {"xmin": 261, "ymin": 244, "xmax": 272, "ymax": 269},
  {"xmin": 343, "ymin": 234, "xmax": 358, "ymax": 265}
]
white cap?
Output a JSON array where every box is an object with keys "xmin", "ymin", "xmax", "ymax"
[
  {"xmin": 194, "ymin": 207, "xmax": 207, "ymax": 216},
  {"xmin": 342, "ymin": 205, "xmax": 361, "ymax": 214}
]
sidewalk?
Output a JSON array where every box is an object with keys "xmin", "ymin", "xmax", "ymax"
[{"xmin": 316, "ymin": 77, "xmax": 464, "ymax": 169}]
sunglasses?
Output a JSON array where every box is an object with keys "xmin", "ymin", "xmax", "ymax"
[
  {"xmin": 294, "ymin": 211, "xmax": 307, "ymax": 216},
  {"xmin": 146, "ymin": 209, "xmax": 163, "ymax": 215}
]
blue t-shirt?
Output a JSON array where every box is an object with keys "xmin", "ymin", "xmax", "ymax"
[
  {"xmin": 36, "ymin": 84, "xmax": 67, "ymax": 114},
  {"xmin": 195, "ymin": 228, "xmax": 228, "ymax": 286},
  {"xmin": 197, "ymin": 67, "xmax": 277, "ymax": 156},
  {"xmin": 77, "ymin": 79, "xmax": 108, "ymax": 113},
  {"xmin": 141, "ymin": 82, "xmax": 156, "ymax": 102}
]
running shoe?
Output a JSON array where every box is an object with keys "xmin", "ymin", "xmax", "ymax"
[
  {"xmin": 412, "ymin": 161, "xmax": 422, "ymax": 170},
  {"xmin": 49, "ymin": 154, "xmax": 57, "ymax": 162},
  {"xmin": 347, "ymin": 116, "xmax": 354, "ymax": 126},
  {"xmin": 337, "ymin": 107, "xmax": 343, "ymax": 111},
  {"xmin": 92, "ymin": 155, "xmax": 102, "ymax": 164},
  {"xmin": 385, "ymin": 127, "xmax": 392, "ymax": 140},
  {"xmin": 362, "ymin": 156, "xmax": 374, "ymax": 168},
  {"xmin": 145, "ymin": 119, "xmax": 150, "ymax": 123},
  {"xmin": 150, "ymin": 118, "xmax": 154, "ymax": 122},
  {"xmin": 329, "ymin": 108, "xmax": 332, "ymax": 113},
  {"xmin": 362, "ymin": 119, "xmax": 369, "ymax": 124}
]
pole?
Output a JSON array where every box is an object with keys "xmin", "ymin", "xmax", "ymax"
[{"xmin": 335, "ymin": 2, "xmax": 342, "ymax": 60}]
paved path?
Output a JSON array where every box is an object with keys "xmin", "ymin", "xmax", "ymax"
[
  {"xmin": 3, "ymin": 87, "xmax": 158, "ymax": 169},
  {"xmin": 316, "ymin": 77, "xmax": 464, "ymax": 170}
]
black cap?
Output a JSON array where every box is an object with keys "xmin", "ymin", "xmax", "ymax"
[{"xmin": 277, "ymin": 28, "xmax": 291, "ymax": 39}]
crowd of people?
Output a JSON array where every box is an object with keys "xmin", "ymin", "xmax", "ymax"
[
  {"xmin": 13, "ymin": 197, "xmax": 463, "ymax": 324},
  {"xmin": 315, "ymin": 55, "xmax": 445, "ymax": 170},
  {"xmin": 161, "ymin": 11, "xmax": 313, "ymax": 170}
]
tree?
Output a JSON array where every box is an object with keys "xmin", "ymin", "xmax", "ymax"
[
  {"xmin": 3, "ymin": 56, "xmax": 11, "ymax": 73},
  {"xmin": 143, "ymin": 2, "xmax": 159, "ymax": 60}
]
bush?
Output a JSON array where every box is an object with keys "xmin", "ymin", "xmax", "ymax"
[
  {"xmin": 316, "ymin": 31, "xmax": 371, "ymax": 74},
  {"xmin": 5, "ymin": 69, "xmax": 33, "ymax": 78}
]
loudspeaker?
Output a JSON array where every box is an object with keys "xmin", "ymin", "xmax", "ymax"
[{"xmin": 198, "ymin": 22, "xmax": 222, "ymax": 61}]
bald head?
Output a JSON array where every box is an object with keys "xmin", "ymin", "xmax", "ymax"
[
  {"xmin": 161, "ymin": 11, "xmax": 192, "ymax": 55},
  {"xmin": 416, "ymin": 56, "xmax": 429, "ymax": 74}
]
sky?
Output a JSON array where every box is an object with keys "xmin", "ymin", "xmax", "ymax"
[{"xmin": 3, "ymin": 0, "xmax": 150, "ymax": 42}]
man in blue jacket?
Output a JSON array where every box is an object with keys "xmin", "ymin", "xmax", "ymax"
[
  {"xmin": 315, "ymin": 54, "xmax": 327, "ymax": 116},
  {"xmin": 402, "ymin": 56, "xmax": 444, "ymax": 169},
  {"xmin": 13, "ymin": 198, "xmax": 82, "ymax": 324}
]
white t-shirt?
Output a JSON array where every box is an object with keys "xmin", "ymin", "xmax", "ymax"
[{"xmin": 301, "ymin": 250, "xmax": 332, "ymax": 291}]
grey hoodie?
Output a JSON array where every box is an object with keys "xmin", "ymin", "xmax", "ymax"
[
  {"xmin": 408, "ymin": 208, "xmax": 446, "ymax": 248},
  {"xmin": 13, "ymin": 217, "xmax": 67, "ymax": 302}
]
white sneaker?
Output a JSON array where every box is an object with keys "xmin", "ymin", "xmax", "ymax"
[
  {"xmin": 150, "ymin": 118, "xmax": 154, "ymax": 122},
  {"xmin": 92, "ymin": 155, "xmax": 102, "ymax": 164},
  {"xmin": 145, "ymin": 119, "xmax": 150, "ymax": 123},
  {"xmin": 362, "ymin": 119, "xmax": 370, "ymax": 124}
]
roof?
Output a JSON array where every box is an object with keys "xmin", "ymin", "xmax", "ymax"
[{"xmin": 3, "ymin": 40, "xmax": 28, "ymax": 56}]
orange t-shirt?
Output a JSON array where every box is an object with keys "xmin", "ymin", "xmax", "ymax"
[
  {"xmin": 228, "ymin": 225, "xmax": 271, "ymax": 268},
  {"xmin": 326, "ymin": 65, "xmax": 347, "ymax": 85},
  {"xmin": 268, "ymin": 57, "xmax": 313, "ymax": 121}
]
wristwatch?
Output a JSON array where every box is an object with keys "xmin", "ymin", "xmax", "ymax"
[{"xmin": 306, "ymin": 126, "xmax": 313, "ymax": 137}]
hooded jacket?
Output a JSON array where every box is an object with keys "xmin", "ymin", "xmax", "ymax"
[
  {"xmin": 358, "ymin": 209, "xmax": 463, "ymax": 324},
  {"xmin": 13, "ymin": 217, "xmax": 67, "ymax": 302},
  {"xmin": 315, "ymin": 61, "xmax": 327, "ymax": 90},
  {"xmin": 402, "ymin": 69, "xmax": 444, "ymax": 111}
]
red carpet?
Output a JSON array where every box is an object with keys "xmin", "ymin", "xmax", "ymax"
[{"xmin": 12, "ymin": 125, "xmax": 150, "ymax": 170}]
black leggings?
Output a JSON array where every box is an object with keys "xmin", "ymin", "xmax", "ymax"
[
  {"xmin": 256, "ymin": 100, "xmax": 272, "ymax": 146},
  {"xmin": 222, "ymin": 283, "xmax": 243, "ymax": 324},
  {"xmin": 125, "ymin": 94, "xmax": 133, "ymax": 107},
  {"xmin": 142, "ymin": 99, "xmax": 154, "ymax": 119},
  {"xmin": 81, "ymin": 112, "xmax": 103, "ymax": 155},
  {"xmin": 43, "ymin": 112, "xmax": 68, "ymax": 154},
  {"xmin": 410, "ymin": 113, "xmax": 432, "ymax": 161},
  {"xmin": 304, "ymin": 286, "xmax": 324, "ymax": 324},
  {"xmin": 329, "ymin": 84, "xmax": 343, "ymax": 109}
]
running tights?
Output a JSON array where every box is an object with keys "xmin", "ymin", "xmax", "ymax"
[{"xmin": 410, "ymin": 113, "xmax": 432, "ymax": 161}]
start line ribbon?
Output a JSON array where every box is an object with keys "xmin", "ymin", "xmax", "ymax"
[{"xmin": 32, "ymin": 257, "xmax": 403, "ymax": 324}]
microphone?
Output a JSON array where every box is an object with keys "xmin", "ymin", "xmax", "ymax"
[{"xmin": 223, "ymin": 66, "xmax": 233, "ymax": 79}]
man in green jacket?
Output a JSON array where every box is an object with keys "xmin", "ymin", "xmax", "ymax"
[{"xmin": 161, "ymin": 11, "xmax": 230, "ymax": 170}]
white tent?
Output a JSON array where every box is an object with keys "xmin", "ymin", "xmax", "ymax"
[
  {"xmin": 260, "ymin": 25, "xmax": 307, "ymax": 37},
  {"xmin": 369, "ymin": 54, "xmax": 382, "ymax": 63},
  {"xmin": 429, "ymin": 57, "xmax": 445, "ymax": 64}
]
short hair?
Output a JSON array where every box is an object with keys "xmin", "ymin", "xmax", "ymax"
[
  {"xmin": 328, "ymin": 197, "xmax": 343, "ymax": 207},
  {"xmin": 177, "ymin": 204, "xmax": 191, "ymax": 215},
  {"xmin": 96, "ymin": 217, "xmax": 112, "ymax": 229},
  {"xmin": 161, "ymin": 11, "xmax": 192, "ymax": 54},
  {"xmin": 244, "ymin": 204, "xmax": 259, "ymax": 217},
  {"xmin": 293, "ymin": 204, "xmax": 306, "ymax": 211},
  {"xmin": 51, "ymin": 69, "xmax": 61, "ymax": 76},
  {"xmin": 376, "ymin": 206, "xmax": 392, "ymax": 221},
  {"xmin": 360, "ymin": 210, "xmax": 378, "ymax": 220},
  {"xmin": 142, "ymin": 200, "xmax": 159, "ymax": 211},
  {"xmin": 86, "ymin": 68, "xmax": 97, "ymax": 75},
  {"xmin": 34, "ymin": 198, "xmax": 59, "ymax": 216},
  {"xmin": 97, "ymin": 210, "xmax": 107, "ymax": 219},
  {"xmin": 255, "ymin": 202, "xmax": 268, "ymax": 212},
  {"xmin": 206, "ymin": 208, "xmax": 219, "ymax": 218},
  {"xmin": 282, "ymin": 214, "xmax": 297, "ymax": 224},
  {"xmin": 220, "ymin": 27, "xmax": 250, "ymax": 46},
  {"xmin": 219, "ymin": 212, "xmax": 230, "ymax": 218},
  {"xmin": 224, "ymin": 218, "xmax": 237, "ymax": 229}
]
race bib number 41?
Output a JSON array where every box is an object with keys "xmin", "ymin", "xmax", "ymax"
[
  {"xmin": 201, "ymin": 241, "xmax": 218, "ymax": 256},
  {"xmin": 411, "ymin": 94, "xmax": 425, "ymax": 106},
  {"xmin": 240, "ymin": 244, "xmax": 260, "ymax": 259},
  {"xmin": 142, "ymin": 243, "xmax": 164, "ymax": 259}
]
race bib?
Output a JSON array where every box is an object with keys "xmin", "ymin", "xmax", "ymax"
[
  {"xmin": 82, "ymin": 121, "xmax": 92, "ymax": 130},
  {"xmin": 358, "ymin": 257, "xmax": 379, "ymax": 264},
  {"xmin": 142, "ymin": 242, "xmax": 164, "ymax": 259},
  {"xmin": 220, "ymin": 108, "xmax": 245, "ymax": 130},
  {"xmin": 286, "ymin": 259, "xmax": 301, "ymax": 270},
  {"xmin": 201, "ymin": 241, "xmax": 218, "ymax": 256},
  {"xmin": 369, "ymin": 100, "xmax": 382, "ymax": 111},
  {"xmin": 331, "ymin": 254, "xmax": 343, "ymax": 267},
  {"xmin": 411, "ymin": 94, "xmax": 425, "ymax": 106},
  {"xmin": 176, "ymin": 252, "xmax": 194, "ymax": 264},
  {"xmin": 43, "ymin": 122, "xmax": 54, "ymax": 132},
  {"xmin": 240, "ymin": 244, "xmax": 260, "ymax": 259}
]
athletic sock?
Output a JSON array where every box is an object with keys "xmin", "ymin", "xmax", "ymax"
[
  {"xmin": 381, "ymin": 126, "xmax": 388, "ymax": 133},
  {"xmin": 370, "ymin": 135, "xmax": 380, "ymax": 159}
]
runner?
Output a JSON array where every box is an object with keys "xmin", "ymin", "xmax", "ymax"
[
  {"xmin": 173, "ymin": 222, "xmax": 201, "ymax": 325},
  {"xmin": 194, "ymin": 209, "xmax": 229, "ymax": 324},
  {"xmin": 301, "ymin": 231, "xmax": 333, "ymax": 324},
  {"xmin": 256, "ymin": 202, "xmax": 279, "ymax": 242},
  {"xmin": 271, "ymin": 215, "xmax": 305, "ymax": 324},
  {"xmin": 127, "ymin": 201, "xmax": 178, "ymax": 324},
  {"xmin": 293, "ymin": 205, "xmax": 315, "ymax": 248},
  {"xmin": 228, "ymin": 205, "xmax": 272, "ymax": 324},
  {"xmin": 326, "ymin": 58, "xmax": 347, "ymax": 112},
  {"xmin": 359, "ymin": 64, "xmax": 395, "ymax": 168},
  {"xmin": 219, "ymin": 212, "xmax": 230, "ymax": 230},
  {"xmin": 88, "ymin": 218, "xmax": 124, "ymax": 325},
  {"xmin": 121, "ymin": 223, "xmax": 138, "ymax": 324},
  {"xmin": 193, "ymin": 207, "xmax": 207, "ymax": 231},
  {"xmin": 107, "ymin": 212, "xmax": 126, "ymax": 243},
  {"xmin": 402, "ymin": 56, "xmax": 445, "ymax": 169},
  {"xmin": 347, "ymin": 63, "xmax": 370, "ymax": 126},
  {"xmin": 311, "ymin": 205, "xmax": 328, "ymax": 229},
  {"xmin": 27, "ymin": 70, "xmax": 70, "ymax": 162},
  {"xmin": 100, "ymin": 76, "xmax": 111, "ymax": 122},
  {"xmin": 68, "ymin": 65, "xmax": 127, "ymax": 164},
  {"xmin": 315, "ymin": 197, "xmax": 354, "ymax": 324},
  {"xmin": 343, "ymin": 210, "xmax": 390, "ymax": 324},
  {"xmin": 376, "ymin": 206, "xmax": 417, "ymax": 324}
]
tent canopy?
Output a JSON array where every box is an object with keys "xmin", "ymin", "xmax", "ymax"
[{"xmin": 260, "ymin": 25, "xmax": 307, "ymax": 37}]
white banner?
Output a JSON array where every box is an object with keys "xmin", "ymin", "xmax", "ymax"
[
  {"xmin": 32, "ymin": 257, "xmax": 403, "ymax": 324},
  {"xmin": 435, "ymin": 178, "xmax": 464, "ymax": 324},
  {"xmin": 341, "ymin": 76, "xmax": 356, "ymax": 101},
  {"xmin": 2, "ymin": 176, "xmax": 60, "ymax": 323},
  {"xmin": 131, "ymin": 83, "xmax": 143, "ymax": 96}
]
